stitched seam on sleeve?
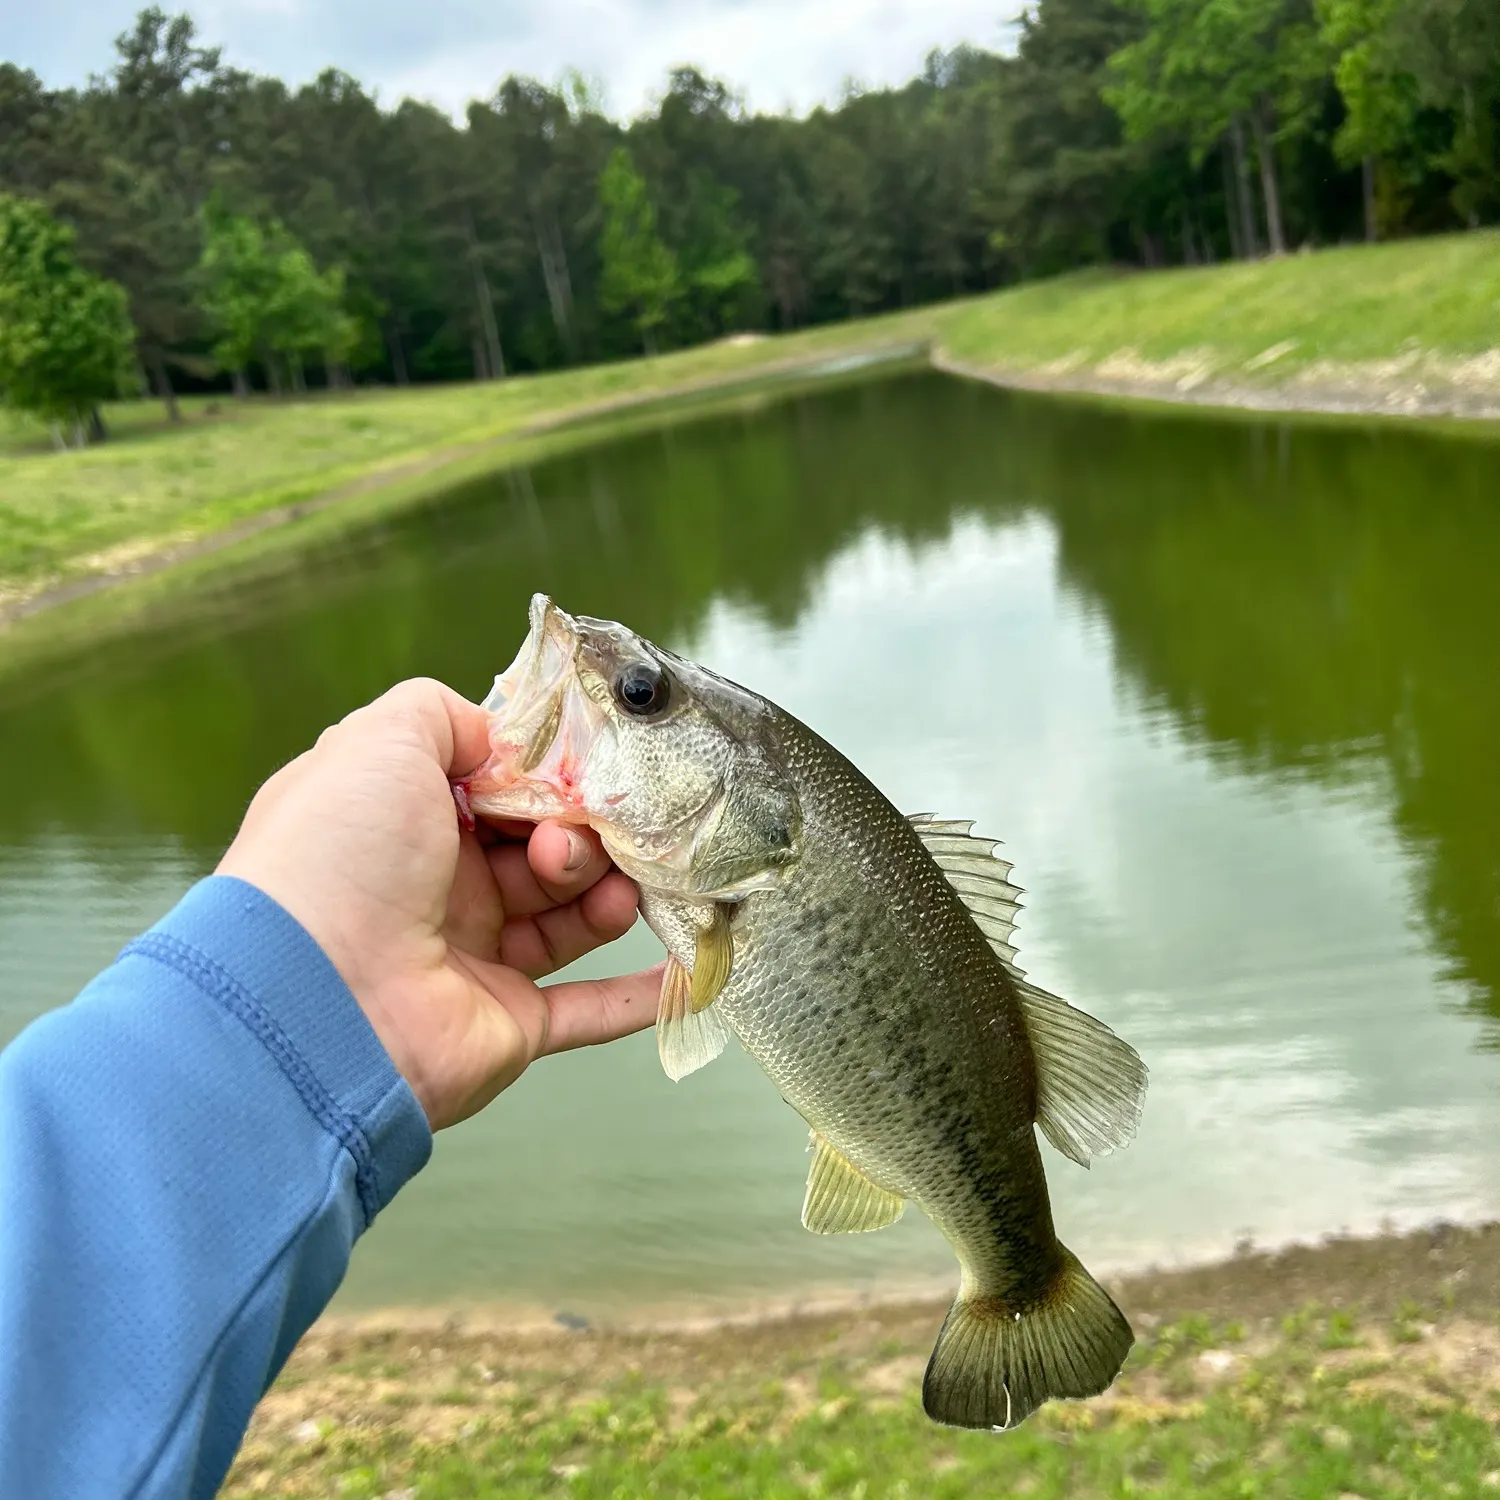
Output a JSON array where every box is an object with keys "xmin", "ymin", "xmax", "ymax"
[{"xmin": 121, "ymin": 932, "xmax": 382, "ymax": 1225}]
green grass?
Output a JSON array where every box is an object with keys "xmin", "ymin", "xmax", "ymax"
[
  {"xmin": 3, "ymin": 229, "xmax": 1499, "ymax": 617},
  {"xmin": 940, "ymin": 229, "xmax": 1500, "ymax": 384},
  {"xmin": 0, "ymin": 313, "xmax": 935, "ymax": 604},
  {"xmin": 222, "ymin": 1300, "xmax": 1500, "ymax": 1499}
]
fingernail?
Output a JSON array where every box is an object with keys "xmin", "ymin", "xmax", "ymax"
[{"xmin": 563, "ymin": 829, "xmax": 591, "ymax": 871}]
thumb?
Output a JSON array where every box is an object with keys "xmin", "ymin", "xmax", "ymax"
[{"xmin": 361, "ymin": 678, "xmax": 494, "ymax": 778}]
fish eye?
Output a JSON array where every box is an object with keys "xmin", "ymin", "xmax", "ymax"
[{"xmin": 614, "ymin": 660, "xmax": 670, "ymax": 717}]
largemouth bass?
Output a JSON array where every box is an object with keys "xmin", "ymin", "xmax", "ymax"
[{"xmin": 460, "ymin": 595, "xmax": 1148, "ymax": 1430}]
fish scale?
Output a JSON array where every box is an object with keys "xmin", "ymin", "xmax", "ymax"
[{"xmin": 698, "ymin": 710, "xmax": 1057, "ymax": 1295}]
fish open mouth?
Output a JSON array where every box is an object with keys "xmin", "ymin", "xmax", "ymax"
[{"xmin": 456, "ymin": 594, "xmax": 604, "ymax": 824}]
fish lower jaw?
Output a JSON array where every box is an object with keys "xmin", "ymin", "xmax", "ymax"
[{"xmin": 453, "ymin": 772, "xmax": 589, "ymax": 826}]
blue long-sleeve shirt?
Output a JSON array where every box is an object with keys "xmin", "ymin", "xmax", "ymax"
[{"xmin": 0, "ymin": 875, "xmax": 433, "ymax": 1497}]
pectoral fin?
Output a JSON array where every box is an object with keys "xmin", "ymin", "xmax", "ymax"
[
  {"xmin": 802, "ymin": 1133, "xmax": 905, "ymax": 1234},
  {"xmin": 656, "ymin": 954, "xmax": 731, "ymax": 1081},
  {"xmin": 655, "ymin": 906, "xmax": 735, "ymax": 1082}
]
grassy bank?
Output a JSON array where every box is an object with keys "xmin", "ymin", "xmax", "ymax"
[
  {"xmin": 0, "ymin": 318, "xmax": 934, "ymax": 614},
  {"xmin": 3, "ymin": 230, "xmax": 1498, "ymax": 625},
  {"xmin": 225, "ymin": 1224, "xmax": 1500, "ymax": 1498},
  {"xmin": 938, "ymin": 229, "xmax": 1500, "ymax": 416}
]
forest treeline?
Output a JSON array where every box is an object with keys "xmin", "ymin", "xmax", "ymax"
[{"xmin": 0, "ymin": 0, "xmax": 1496, "ymax": 423}]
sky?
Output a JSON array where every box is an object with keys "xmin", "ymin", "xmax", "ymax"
[{"xmin": 4, "ymin": 0, "xmax": 1020, "ymax": 120}]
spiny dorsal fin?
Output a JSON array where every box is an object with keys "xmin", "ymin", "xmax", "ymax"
[
  {"xmin": 802, "ymin": 1133, "xmax": 905, "ymax": 1234},
  {"xmin": 908, "ymin": 812, "xmax": 1147, "ymax": 1166},
  {"xmin": 908, "ymin": 813, "xmax": 1025, "ymax": 972}
]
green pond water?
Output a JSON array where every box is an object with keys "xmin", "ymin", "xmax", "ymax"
[{"xmin": 3, "ymin": 368, "xmax": 1500, "ymax": 1321}]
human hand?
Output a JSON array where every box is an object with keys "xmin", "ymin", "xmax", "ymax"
[{"xmin": 217, "ymin": 677, "xmax": 658, "ymax": 1129}]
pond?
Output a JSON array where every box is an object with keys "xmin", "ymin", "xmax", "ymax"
[{"xmin": 3, "ymin": 367, "xmax": 1499, "ymax": 1320}]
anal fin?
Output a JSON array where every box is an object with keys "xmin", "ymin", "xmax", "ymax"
[{"xmin": 802, "ymin": 1133, "xmax": 904, "ymax": 1234}]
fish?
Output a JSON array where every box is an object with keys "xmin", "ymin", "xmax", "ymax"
[{"xmin": 458, "ymin": 594, "xmax": 1148, "ymax": 1431}]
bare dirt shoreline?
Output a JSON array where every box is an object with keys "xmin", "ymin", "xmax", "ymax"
[
  {"xmin": 931, "ymin": 348, "xmax": 1500, "ymax": 422},
  {"xmin": 314, "ymin": 1219, "xmax": 1500, "ymax": 1354},
  {"xmin": 222, "ymin": 1224, "xmax": 1500, "ymax": 1494}
]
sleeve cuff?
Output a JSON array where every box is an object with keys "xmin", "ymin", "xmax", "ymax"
[{"xmin": 121, "ymin": 875, "xmax": 432, "ymax": 1224}]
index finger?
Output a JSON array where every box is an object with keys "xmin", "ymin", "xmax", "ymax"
[{"xmin": 539, "ymin": 965, "xmax": 664, "ymax": 1055}]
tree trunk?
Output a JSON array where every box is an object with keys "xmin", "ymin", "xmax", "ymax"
[
  {"xmin": 1363, "ymin": 156, "xmax": 1378, "ymax": 242},
  {"xmin": 1460, "ymin": 86, "xmax": 1482, "ymax": 227},
  {"xmin": 267, "ymin": 356, "xmax": 283, "ymax": 396},
  {"xmin": 471, "ymin": 326, "xmax": 489, "ymax": 382},
  {"xmin": 1228, "ymin": 114, "xmax": 1260, "ymax": 258},
  {"xmin": 386, "ymin": 322, "xmax": 410, "ymax": 385},
  {"xmin": 1251, "ymin": 98, "xmax": 1287, "ymax": 255},
  {"xmin": 148, "ymin": 347, "xmax": 181, "ymax": 423},
  {"xmin": 466, "ymin": 212, "xmax": 505, "ymax": 381},
  {"xmin": 533, "ymin": 206, "xmax": 577, "ymax": 362},
  {"xmin": 290, "ymin": 355, "xmax": 307, "ymax": 394},
  {"xmin": 232, "ymin": 369, "xmax": 249, "ymax": 398},
  {"xmin": 1221, "ymin": 142, "xmax": 1245, "ymax": 260},
  {"xmin": 1180, "ymin": 207, "xmax": 1198, "ymax": 266},
  {"xmin": 87, "ymin": 406, "xmax": 108, "ymax": 444}
]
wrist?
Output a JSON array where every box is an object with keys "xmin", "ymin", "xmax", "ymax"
[{"xmin": 149, "ymin": 877, "xmax": 433, "ymax": 1209}]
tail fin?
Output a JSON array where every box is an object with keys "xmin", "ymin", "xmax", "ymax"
[{"xmin": 922, "ymin": 1246, "xmax": 1133, "ymax": 1430}]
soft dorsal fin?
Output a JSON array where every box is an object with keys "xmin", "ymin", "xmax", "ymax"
[
  {"xmin": 908, "ymin": 813, "xmax": 1148, "ymax": 1166},
  {"xmin": 1012, "ymin": 977, "xmax": 1147, "ymax": 1167}
]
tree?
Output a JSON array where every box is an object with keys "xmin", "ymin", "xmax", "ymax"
[
  {"xmin": 1317, "ymin": 0, "xmax": 1421, "ymax": 237},
  {"xmin": 597, "ymin": 148, "xmax": 680, "ymax": 352},
  {"xmin": 671, "ymin": 169, "xmax": 760, "ymax": 336},
  {"xmin": 1387, "ymin": 0, "xmax": 1500, "ymax": 226},
  {"xmin": 994, "ymin": 0, "xmax": 1167, "ymax": 273},
  {"xmin": 2, "ymin": 0, "xmax": 1488, "ymax": 398},
  {"xmin": 197, "ymin": 198, "xmax": 358, "ymax": 392},
  {"xmin": 1107, "ymin": 0, "xmax": 1320, "ymax": 254},
  {"xmin": 197, "ymin": 198, "xmax": 279, "ymax": 390},
  {"xmin": 469, "ymin": 77, "xmax": 617, "ymax": 365},
  {"xmin": 265, "ymin": 245, "xmax": 358, "ymax": 390},
  {"xmin": 0, "ymin": 195, "xmax": 134, "ymax": 443},
  {"xmin": 74, "ymin": 8, "xmax": 224, "ymax": 420}
]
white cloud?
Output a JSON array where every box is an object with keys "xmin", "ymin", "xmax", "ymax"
[
  {"xmin": 384, "ymin": 0, "xmax": 1018, "ymax": 118},
  {"xmin": 9, "ymin": 0, "xmax": 1020, "ymax": 120}
]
